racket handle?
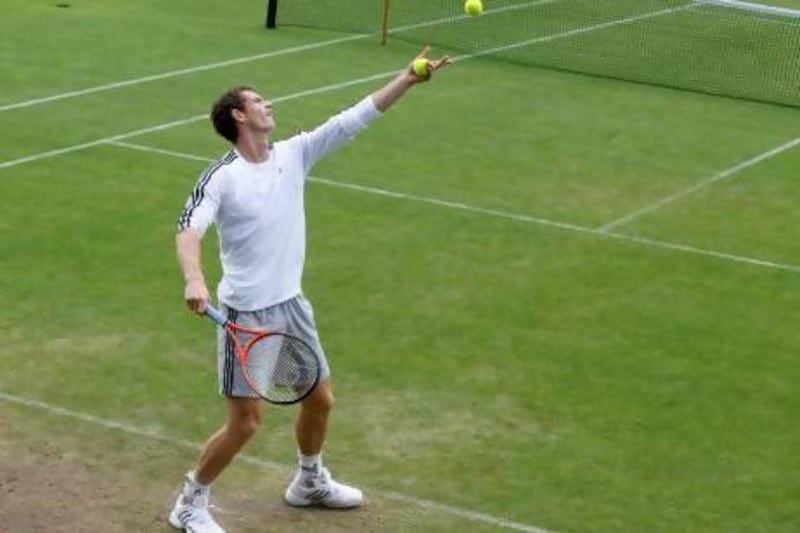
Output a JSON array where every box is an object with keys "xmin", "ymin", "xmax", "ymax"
[{"xmin": 204, "ymin": 304, "xmax": 229, "ymax": 327}]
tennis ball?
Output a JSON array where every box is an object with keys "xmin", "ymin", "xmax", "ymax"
[
  {"xmin": 412, "ymin": 58, "xmax": 429, "ymax": 77},
  {"xmin": 464, "ymin": 0, "xmax": 483, "ymax": 16}
]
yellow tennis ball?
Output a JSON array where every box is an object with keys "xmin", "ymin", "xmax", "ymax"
[
  {"xmin": 464, "ymin": 0, "xmax": 483, "ymax": 16},
  {"xmin": 412, "ymin": 58, "xmax": 429, "ymax": 77}
]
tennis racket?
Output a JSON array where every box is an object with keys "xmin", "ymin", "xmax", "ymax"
[{"xmin": 204, "ymin": 304, "xmax": 321, "ymax": 405}]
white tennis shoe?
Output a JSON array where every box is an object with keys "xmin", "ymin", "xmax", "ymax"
[
  {"xmin": 168, "ymin": 478, "xmax": 225, "ymax": 533},
  {"xmin": 284, "ymin": 467, "xmax": 363, "ymax": 508}
]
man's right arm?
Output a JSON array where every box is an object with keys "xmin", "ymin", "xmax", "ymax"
[
  {"xmin": 176, "ymin": 228, "xmax": 210, "ymax": 314},
  {"xmin": 175, "ymin": 161, "xmax": 223, "ymax": 313}
]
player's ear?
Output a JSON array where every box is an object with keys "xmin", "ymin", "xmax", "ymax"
[{"xmin": 232, "ymin": 108, "xmax": 246, "ymax": 123}]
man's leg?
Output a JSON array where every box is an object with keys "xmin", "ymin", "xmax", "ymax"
[
  {"xmin": 196, "ymin": 397, "xmax": 263, "ymax": 484},
  {"xmin": 295, "ymin": 379, "xmax": 333, "ymax": 455},
  {"xmin": 285, "ymin": 380, "xmax": 362, "ymax": 508},
  {"xmin": 170, "ymin": 397, "xmax": 262, "ymax": 532}
]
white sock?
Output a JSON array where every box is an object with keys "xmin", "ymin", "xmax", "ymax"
[
  {"xmin": 183, "ymin": 471, "xmax": 210, "ymax": 499},
  {"xmin": 298, "ymin": 453, "xmax": 322, "ymax": 476},
  {"xmin": 186, "ymin": 470, "xmax": 209, "ymax": 487}
]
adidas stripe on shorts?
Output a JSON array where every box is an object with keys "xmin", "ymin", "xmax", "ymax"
[{"xmin": 217, "ymin": 294, "xmax": 331, "ymax": 398}]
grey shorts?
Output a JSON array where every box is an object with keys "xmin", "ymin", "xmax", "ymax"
[{"xmin": 217, "ymin": 294, "xmax": 331, "ymax": 398}]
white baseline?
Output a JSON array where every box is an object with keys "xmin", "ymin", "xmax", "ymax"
[{"xmin": 0, "ymin": 390, "xmax": 552, "ymax": 533}]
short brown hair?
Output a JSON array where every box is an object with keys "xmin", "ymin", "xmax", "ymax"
[{"xmin": 210, "ymin": 86, "xmax": 254, "ymax": 143}]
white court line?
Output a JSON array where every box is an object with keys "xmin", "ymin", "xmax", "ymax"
[
  {"xmin": 598, "ymin": 137, "xmax": 800, "ymax": 232},
  {"xmin": 0, "ymin": 71, "xmax": 400, "ymax": 170},
  {"xmin": 0, "ymin": 0, "xmax": 557, "ymax": 113},
  {"xmin": 0, "ymin": 3, "xmax": 687, "ymax": 171},
  {"xmin": 107, "ymin": 140, "xmax": 800, "ymax": 275},
  {"xmin": 0, "ymin": 35, "xmax": 364, "ymax": 113},
  {"xmin": 456, "ymin": 3, "xmax": 694, "ymax": 61},
  {"xmin": 0, "ymin": 390, "xmax": 552, "ymax": 533},
  {"xmin": 695, "ymin": 0, "xmax": 800, "ymax": 18}
]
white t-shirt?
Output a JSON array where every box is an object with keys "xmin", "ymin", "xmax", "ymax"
[{"xmin": 178, "ymin": 96, "xmax": 381, "ymax": 311}]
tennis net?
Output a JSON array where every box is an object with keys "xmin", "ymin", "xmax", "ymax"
[{"xmin": 265, "ymin": 0, "xmax": 800, "ymax": 108}]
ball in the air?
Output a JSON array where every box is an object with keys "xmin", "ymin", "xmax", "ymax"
[
  {"xmin": 464, "ymin": 0, "xmax": 483, "ymax": 16},
  {"xmin": 412, "ymin": 58, "xmax": 429, "ymax": 77}
]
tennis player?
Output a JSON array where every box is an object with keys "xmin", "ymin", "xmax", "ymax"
[{"xmin": 169, "ymin": 47, "xmax": 451, "ymax": 533}]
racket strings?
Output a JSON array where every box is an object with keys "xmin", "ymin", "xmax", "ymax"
[{"xmin": 246, "ymin": 333, "xmax": 320, "ymax": 404}]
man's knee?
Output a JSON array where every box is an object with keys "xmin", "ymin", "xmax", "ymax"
[
  {"xmin": 227, "ymin": 399, "xmax": 262, "ymax": 440},
  {"xmin": 304, "ymin": 381, "xmax": 334, "ymax": 414}
]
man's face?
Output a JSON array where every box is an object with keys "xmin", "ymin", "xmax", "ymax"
[{"xmin": 237, "ymin": 90, "xmax": 275, "ymax": 134}]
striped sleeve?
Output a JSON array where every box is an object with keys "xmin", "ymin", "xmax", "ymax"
[{"xmin": 176, "ymin": 150, "xmax": 235, "ymax": 236}]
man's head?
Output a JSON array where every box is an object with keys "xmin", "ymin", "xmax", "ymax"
[{"xmin": 210, "ymin": 86, "xmax": 275, "ymax": 143}]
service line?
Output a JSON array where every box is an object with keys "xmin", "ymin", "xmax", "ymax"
[{"xmin": 108, "ymin": 139, "xmax": 800, "ymax": 276}]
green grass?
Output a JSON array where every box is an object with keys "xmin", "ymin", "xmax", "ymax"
[{"xmin": 2, "ymin": 0, "xmax": 799, "ymax": 531}]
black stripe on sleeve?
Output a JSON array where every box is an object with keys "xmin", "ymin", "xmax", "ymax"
[{"xmin": 177, "ymin": 150, "xmax": 237, "ymax": 231}]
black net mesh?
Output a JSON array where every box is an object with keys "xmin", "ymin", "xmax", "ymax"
[{"xmin": 267, "ymin": 0, "xmax": 800, "ymax": 108}]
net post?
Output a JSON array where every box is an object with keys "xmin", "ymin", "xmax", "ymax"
[
  {"xmin": 266, "ymin": 0, "xmax": 278, "ymax": 29},
  {"xmin": 380, "ymin": 0, "xmax": 390, "ymax": 45}
]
